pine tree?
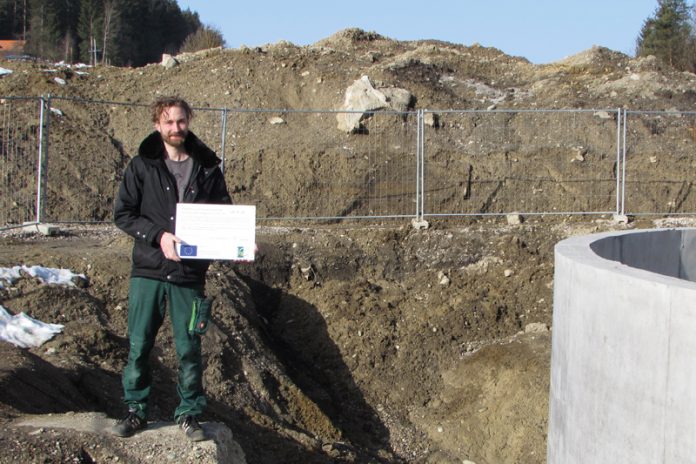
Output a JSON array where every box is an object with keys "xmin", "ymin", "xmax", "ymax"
[
  {"xmin": 59, "ymin": 0, "xmax": 80, "ymax": 62},
  {"xmin": 117, "ymin": 0, "xmax": 149, "ymax": 66},
  {"xmin": 636, "ymin": 0, "xmax": 693, "ymax": 70},
  {"xmin": 0, "ymin": 0, "xmax": 28, "ymax": 40},
  {"xmin": 0, "ymin": 0, "xmax": 13, "ymax": 40},
  {"xmin": 25, "ymin": 0, "xmax": 62, "ymax": 60},
  {"xmin": 77, "ymin": 0, "xmax": 103, "ymax": 65},
  {"xmin": 181, "ymin": 8, "xmax": 202, "ymax": 37}
]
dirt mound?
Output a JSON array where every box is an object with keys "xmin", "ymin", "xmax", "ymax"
[
  {"xmin": 3, "ymin": 28, "xmax": 696, "ymax": 223},
  {"xmin": 1, "ymin": 28, "xmax": 696, "ymax": 463}
]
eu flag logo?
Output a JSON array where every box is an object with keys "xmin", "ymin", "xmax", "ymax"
[{"xmin": 180, "ymin": 245, "xmax": 198, "ymax": 257}]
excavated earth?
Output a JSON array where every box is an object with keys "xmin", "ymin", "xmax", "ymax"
[{"xmin": 1, "ymin": 29, "xmax": 696, "ymax": 463}]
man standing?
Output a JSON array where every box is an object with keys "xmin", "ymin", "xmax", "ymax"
[{"xmin": 112, "ymin": 96, "xmax": 230, "ymax": 441}]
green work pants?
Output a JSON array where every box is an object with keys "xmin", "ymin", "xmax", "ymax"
[{"xmin": 122, "ymin": 277, "xmax": 206, "ymax": 422}]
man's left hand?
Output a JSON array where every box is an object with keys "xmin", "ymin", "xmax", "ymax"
[{"xmin": 160, "ymin": 232, "xmax": 181, "ymax": 262}]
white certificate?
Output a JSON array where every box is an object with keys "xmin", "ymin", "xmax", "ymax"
[{"xmin": 175, "ymin": 204, "xmax": 255, "ymax": 261}]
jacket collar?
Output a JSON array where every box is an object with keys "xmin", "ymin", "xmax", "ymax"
[{"xmin": 138, "ymin": 130, "xmax": 221, "ymax": 169}]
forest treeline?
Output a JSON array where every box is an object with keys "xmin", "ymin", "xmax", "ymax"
[{"xmin": 0, "ymin": 0, "xmax": 223, "ymax": 66}]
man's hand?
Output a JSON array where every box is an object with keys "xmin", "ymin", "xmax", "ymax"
[{"xmin": 160, "ymin": 232, "xmax": 181, "ymax": 262}]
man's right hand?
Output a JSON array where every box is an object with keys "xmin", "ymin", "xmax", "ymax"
[{"xmin": 160, "ymin": 232, "xmax": 181, "ymax": 262}]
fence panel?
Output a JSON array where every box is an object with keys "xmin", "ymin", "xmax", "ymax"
[
  {"xmin": 39, "ymin": 97, "xmax": 226, "ymax": 223},
  {"xmin": 9, "ymin": 98, "xmax": 696, "ymax": 227},
  {"xmin": 423, "ymin": 109, "xmax": 621, "ymax": 216},
  {"xmin": 0, "ymin": 97, "xmax": 41, "ymax": 229},
  {"xmin": 224, "ymin": 109, "xmax": 418, "ymax": 220},
  {"xmin": 623, "ymin": 111, "xmax": 696, "ymax": 215}
]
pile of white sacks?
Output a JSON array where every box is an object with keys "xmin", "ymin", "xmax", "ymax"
[{"xmin": 0, "ymin": 265, "xmax": 85, "ymax": 348}]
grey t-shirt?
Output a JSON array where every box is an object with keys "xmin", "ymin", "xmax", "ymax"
[{"xmin": 165, "ymin": 156, "xmax": 193, "ymax": 202}]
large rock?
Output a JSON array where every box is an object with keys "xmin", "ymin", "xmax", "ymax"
[
  {"xmin": 15, "ymin": 412, "xmax": 247, "ymax": 463},
  {"xmin": 336, "ymin": 76, "xmax": 413, "ymax": 132},
  {"xmin": 336, "ymin": 76, "xmax": 387, "ymax": 132},
  {"xmin": 381, "ymin": 87, "xmax": 414, "ymax": 112},
  {"xmin": 161, "ymin": 53, "xmax": 179, "ymax": 69}
]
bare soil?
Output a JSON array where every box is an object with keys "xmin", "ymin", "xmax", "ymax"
[
  {"xmin": 0, "ymin": 217, "xmax": 644, "ymax": 463},
  {"xmin": 0, "ymin": 28, "xmax": 694, "ymax": 463}
]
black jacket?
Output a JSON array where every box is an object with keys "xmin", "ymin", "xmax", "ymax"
[{"xmin": 114, "ymin": 131, "xmax": 231, "ymax": 284}]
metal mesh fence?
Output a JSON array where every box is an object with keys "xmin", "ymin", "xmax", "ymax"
[
  {"xmin": 224, "ymin": 109, "xmax": 418, "ymax": 219},
  {"xmin": 39, "ymin": 97, "xmax": 227, "ymax": 223},
  {"xmin": 622, "ymin": 111, "xmax": 696, "ymax": 215},
  {"xmin": 423, "ymin": 109, "xmax": 621, "ymax": 216},
  {"xmin": 0, "ymin": 97, "xmax": 41, "ymax": 228},
  {"xmin": 5, "ymin": 96, "xmax": 696, "ymax": 229}
]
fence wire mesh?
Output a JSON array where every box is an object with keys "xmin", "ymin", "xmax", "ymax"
[
  {"xmin": 225, "ymin": 110, "xmax": 417, "ymax": 219},
  {"xmin": 0, "ymin": 97, "xmax": 41, "ymax": 228},
  {"xmin": 39, "ymin": 97, "xmax": 227, "ymax": 223},
  {"xmin": 423, "ymin": 110, "xmax": 620, "ymax": 216},
  {"xmin": 623, "ymin": 111, "xmax": 696, "ymax": 215},
  {"xmin": 3, "ymin": 96, "xmax": 696, "ymax": 230}
]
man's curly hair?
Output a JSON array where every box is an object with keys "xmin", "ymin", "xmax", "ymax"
[{"xmin": 151, "ymin": 96, "xmax": 194, "ymax": 123}]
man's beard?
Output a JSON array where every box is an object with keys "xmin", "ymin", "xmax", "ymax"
[{"xmin": 163, "ymin": 131, "xmax": 187, "ymax": 147}]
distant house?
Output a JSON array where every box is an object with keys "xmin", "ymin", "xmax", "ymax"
[{"xmin": 0, "ymin": 40, "xmax": 26, "ymax": 57}]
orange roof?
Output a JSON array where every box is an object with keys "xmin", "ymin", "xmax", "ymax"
[{"xmin": 0, "ymin": 40, "xmax": 25, "ymax": 52}]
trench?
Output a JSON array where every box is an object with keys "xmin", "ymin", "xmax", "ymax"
[{"xmin": 239, "ymin": 270, "xmax": 397, "ymax": 457}]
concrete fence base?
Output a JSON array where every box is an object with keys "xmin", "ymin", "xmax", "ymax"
[{"xmin": 548, "ymin": 228, "xmax": 696, "ymax": 464}]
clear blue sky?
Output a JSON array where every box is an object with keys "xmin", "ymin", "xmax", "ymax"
[{"xmin": 177, "ymin": 0, "xmax": 660, "ymax": 64}]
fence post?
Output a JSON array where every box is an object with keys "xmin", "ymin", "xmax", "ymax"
[
  {"xmin": 614, "ymin": 108, "xmax": 622, "ymax": 216},
  {"xmin": 220, "ymin": 108, "xmax": 228, "ymax": 174},
  {"xmin": 621, "ymin": 108, "xmax": 627, "ymax": 216},
  {"xmin": 35, "ymin": 95, "xmax": 50, "ymax": 224},
  {"xmin": 415, "ymin": 109, "xmax": 422, "ymax": 221}
]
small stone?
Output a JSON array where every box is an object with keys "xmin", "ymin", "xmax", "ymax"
[
  {"xmin": 423, "ymin": 112, "xmax": 438, "ymax": 127},
  {"xmin": 504, "ymin": 269, "xmax": 513, "ymax": 277},
  {"xmin": 506, "ymin": 213, "xmax": 522, "ymax": 225},
  {"xmin": 300, "ymin": 265, "xmax": 315, "ymax": 281},
  {"xmin": 268, "ymin": 116, "xmax": 285, "ymax": 125},
  {"xmin": 525, "ymin": 322, "xmax": 549, "ymax": 333},
  {"xmin": 570, "ymin": 146, "xmax": 586, "ymax": 162},
  {"xmin": 612, "ymin": 214, "xmax": 631, "ymax": 224},
  {"xmin": 71, "ymin": 275, "xmax": 89, "ymax": 288},
  {"xmin": 411, "ymin": 218, "xmax": 429, "ymax": 230}
]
